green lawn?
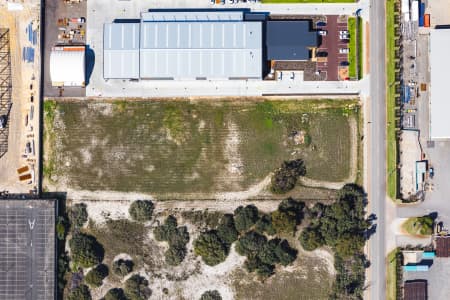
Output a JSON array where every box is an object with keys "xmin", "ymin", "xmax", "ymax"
[
  {"xmin": 358, "ymin": 16, "xmax": 364, "ymax": 79},
  {"xmin": 402, "ymin": 216, "xmax": 434, "ymax": 236},
  {"xmin": 386, "ymin": 0, "xmax": 398, "ymax": 200},
  {"xmin": 262, "ymin": 0, "xmax": 355, "ymax": 2},
  {"xmin": 387, "ymin": 248, "xmax": 400, "ymax": 300},
  {"xmin": 348, "ymin": 17, "xmax": 363, "ymax": 79},
  {"xmin": 43, "ymin": 99, "xmax": 359, "ymax": 196}
]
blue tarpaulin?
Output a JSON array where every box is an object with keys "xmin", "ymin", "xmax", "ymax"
[{"xmin": 403, "ymin": 86, "xmax": 411, "ymax": 103}]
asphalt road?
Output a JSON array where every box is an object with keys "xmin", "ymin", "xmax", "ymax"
[{"xmin": 368, "ymin": 0, "xmax": 387, "ymax": 299}]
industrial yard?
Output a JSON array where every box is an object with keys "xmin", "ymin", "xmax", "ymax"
[{"xmin": 0, "ymin": 1, "xmax": 40, "ymax": 194}]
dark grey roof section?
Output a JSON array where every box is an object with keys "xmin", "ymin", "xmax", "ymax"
[{"xmin": 266, "ymin": 21, "xmax": 317, "ymax": 61}]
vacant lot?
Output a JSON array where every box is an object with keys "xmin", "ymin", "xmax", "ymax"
[
  {"xmin": 44, "ymin": 99, "xmax": 358, "ymax": 197},
  {"xmin": 233, "ymin": 248, "xmax": 334, "ymax": 300}
]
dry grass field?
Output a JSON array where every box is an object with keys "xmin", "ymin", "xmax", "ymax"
[{"xmin": 44, "ymin": 99, "xmax": 359, "ymax": 198}]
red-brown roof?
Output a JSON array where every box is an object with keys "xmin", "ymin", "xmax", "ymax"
[
  {"xmin": 404, "ymin": 280, "xmax": 427, "ymax": 300},
  {"xmin": 435, "ymin": 236, "xmax": 450, "ymax": 257}
]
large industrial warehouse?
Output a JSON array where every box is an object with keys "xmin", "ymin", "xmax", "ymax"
[
  {"xmin": 104, "ymin": 11, "xmax": 262, "ymax": 80},
  {"xmin": 429, "ymin": 28, "xmax": 450, "ymax": 139}
]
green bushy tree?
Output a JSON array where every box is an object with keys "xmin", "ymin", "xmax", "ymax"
[
  {"xmin": 124, "ymin": 274, "xmax": 151, "ymax": 300},
  {"xmin": 200, "ymin": 290, "xmax": 222, "ymax": 300},
  {"xmin": 129, "ymin": 200, "xmax": 154, "ymax": 222},
  {"xmin": 67, "ymin": 284, "xmax": 91, "ymax": 300},
  {"xmin": 194, "ymin": 231, "xmax": 228, "ymax": 266},
  {"xmin": 69, "ymin": 233, "xmax": 104, "ymax": 268},
  {"xmin": 234, "ymin": 205, "xmax": 259, "ymax": 233},
  {"xmin": 85, "ymin": 264, "xmax": 108, "ymax": 287}
]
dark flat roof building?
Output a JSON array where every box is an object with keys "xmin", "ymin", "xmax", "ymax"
[
  {"xmin": 266, "ymin": 20, "xmax": 317, "ymax": 61},
  {"xmin": 435, "ymin": 235, "xmax": 450, "ymax": 257},
  {"xmin": 404, "ymin": 280, "xmax": 427, "ymax": 300}
]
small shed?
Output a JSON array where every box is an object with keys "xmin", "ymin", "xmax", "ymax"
[
  {"xmin": 50, "ymin": 46, "xmax": 85, "ymax": 87},
  {"xmin": 404, "ymin": 280, "xmax": 427, "ymax": 300},
  {"xmin": 435, "ymin": 235, "xmax": 450, "ymax": 257}
]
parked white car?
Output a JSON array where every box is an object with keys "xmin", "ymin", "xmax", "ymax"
[
  {"xmin": 318, "ymin": 30, "xmax": 327, "ymax": 36},
  {"xmin": 339, "ymin": 48, "xmax": 350, "ymax": 54}
]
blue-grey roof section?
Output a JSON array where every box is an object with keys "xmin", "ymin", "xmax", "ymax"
[
  {"xmin": 266, "ymin": 21, "xmax": 317, "ymax": 61},
  {"xmin": 141, "ymin": 11, "xmax": 243, "ymax": 22},
  {"xmin": 104, "ymin": 23, "xmax": 140, "ymax": 79}
]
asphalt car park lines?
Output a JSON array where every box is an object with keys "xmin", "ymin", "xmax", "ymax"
[{"xmin": 0, "ymin": 200, "xmax": 55, "ymax": 300}]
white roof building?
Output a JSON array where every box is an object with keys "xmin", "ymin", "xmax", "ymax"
[
  {"xmin": 430, "ymin": 29, "xmax": 450, "ymax": 139},
  {"xmin": 50, "ymin": 46, "xmax": 85, "ymax": 87},
  {"xmin": 103, "ymin": 11, "xmax": 262, "ymax": 80}
]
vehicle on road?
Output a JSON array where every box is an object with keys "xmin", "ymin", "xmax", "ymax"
[{"xmin": 429, "ymin": 167, "xmax": 434, "ymax": 179}]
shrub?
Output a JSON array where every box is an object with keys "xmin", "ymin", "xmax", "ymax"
[
  {"xmin": 85, "ymin": 264, "xmax": 108, "ymax": 287},
  {"xmin": 200, "ymin": 290, "xmax": 222, "ymax": 300},
  {"xmin": 129, "ymin": 200, "xmax": 154, "ymax": 222},
  {"xmin": 154, "ymin": 216, "xmax": 190, "ymax": 266},
  {"xmin": 165, "ymin": 246, "xmax": 187, "ymax": 266},
  {"xmin": 69, "ymin": 233, "xmax": 104, "ymax": 268},
  {"xmin": 271, "ymin": 210, "xmax": 297, "ymax": 234},
  {"xmin": 235, "ymin": 231, "xmax": 267, "ymax": 256},
  {"xmin": 216, "ymin": 214, "xmax": 238, "ymax": 246},
  {"xmin": 236, "ymin": 232, "xmax": 297, "ymax": 278},
  {"xmin": 104, "ymin": 288, "xmax": 126, "ymax": 300},
  {"xmin": 154, "ymin": 215, "xmax": 178, "ymax": 242},
  {"xmin": 70, "ymin": 203, "xmax": 88, "ymax": 228},
  {"xmin": 299, "ymin": 227, "xmax": 324, "ymax": 251},
  {"xmin": 234, "ymin": 205, "xmax": 259, "ymax": 232},
  {"xmin": 194, "ymin": 231, "xmax": 228, "ymax": 266},
  {"xmin": 124, "ymin": 274, "xmax": 151, "ymax": 300},
  {"xmin": 67, "ymin": 284, "xmax": 91, "ymax": 300},
  {"xmin": 56, "ymin": 216, "xmax": 68, "ymax": 240},
  {"xmin": 254, "ymin": 214, "xmax": 276, "ymax": 236},
  {"xmin": 112, "ymin": 259, "xmax": 133, "ymax": 277},
  {"xmin": 271, "ymin": 159, "xmax": 306, "ymax": 193},
  {"xmin": 273, "ymin": 239, "xmax": 297, "ymax": 266}
]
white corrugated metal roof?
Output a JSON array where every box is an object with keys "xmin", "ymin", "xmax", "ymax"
[
  {"xmin": 50, "ymin": 48, "xmax": 85, "ymax": 86},
  {"xmin": 103, "ymin": 16, "xmax": 262, "ymax": 80},
  {"xmin": 430, "ymin": 29, "xmax": 450, "ymax": 139},
  {"xmin": 103, "ymin": 23, "xmax": 140, "ymax": 79},
  {"xmin": 141, "ymin": 11, "xmax": 243, "ymax": 22},
  {"xmin": 139, "ymin": 21, "xmax": 261, "ymax": 79}
]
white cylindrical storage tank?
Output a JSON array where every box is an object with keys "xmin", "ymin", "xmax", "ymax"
[{"xmin": 411, "ymin": 0, "xmax": 419, "ymax": 22}]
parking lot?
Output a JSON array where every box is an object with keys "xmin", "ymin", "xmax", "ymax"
[
  {"xmin": 316, "ymin": 15, "xmax": 349, "ymax": 81},
  {"xmin": 43, "ymin": 0, "xmax": 87, "ymax": 97},
  {"xmin": 0, "ymin": 200, "xmax": 55, "ymax": 300},
  {"xmin": 403, "ymin": 257, "xmax": 450, "ymax": 300}
]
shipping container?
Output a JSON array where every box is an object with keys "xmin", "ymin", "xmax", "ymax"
[
  {"xmin": 404, "ymin": 265, "xmax": 429, "ymax": 272},
  {"xmin": 424, "ymin": 14, "xmax": 430, "ymax": 27},
  {"xmin": 422, "ymin": 251, "xmax": 435, "ymax": 259},
  {"xmin": 401, "ymin": 0, "xmax": 409, "ymax": 14},
  {"xmin": 404, "ymin": 12, "xmax": 410, "ymax": 22},
  {"xmin": 419, "ymin": 2, "xmax": 425, "ymax": 26},
  {"xmin": 411, "ymin": 0, "xmax": 419, "ymax": 22}
]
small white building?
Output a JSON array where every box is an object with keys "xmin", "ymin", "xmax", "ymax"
[{"xmin": 49, "ymin": 46, "xmax": 85, "ymax": 87}]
